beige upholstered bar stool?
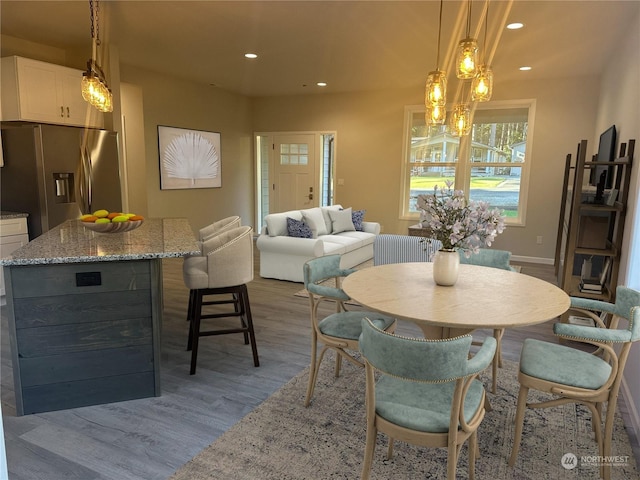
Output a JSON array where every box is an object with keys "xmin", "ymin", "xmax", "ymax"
[
  {"xmin": 183, "ymin": 225, "xmax": 259, "ymax": 375},
  {"xmin": 185, "ymin": 215, "xmax": 242, "ymax": 321},
  {"xmin": 198, "ymin": 215, "xmax": 240, "ymax": 242}
]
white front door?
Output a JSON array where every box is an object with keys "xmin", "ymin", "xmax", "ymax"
[{"xmin": 271, "ymin": 134, "xmax": 317, "ymax": 212}]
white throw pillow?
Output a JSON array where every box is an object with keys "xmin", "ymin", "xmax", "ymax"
[
  {"xmin": 301, "ymin": 207, "xmax": 328, "ymax": 237},
  {"xmin": 329, "ymin": 207, "xmax": 355, "ymax": 234},
  {"xmin": 265, "ymin": 211, "xmax": 302, "ymax": 236},
  {"xmin": 321, "ymin": 205, "xmax": 342, "ymax": 234}
]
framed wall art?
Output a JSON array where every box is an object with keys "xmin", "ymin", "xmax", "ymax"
[{"xmin": 158, "ymin": 125, "xmax": 221, "ymax": 190}]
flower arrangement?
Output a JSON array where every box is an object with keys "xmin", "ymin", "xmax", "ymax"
[{"xmin": 416, "ymin": 180, "xmax": 506, "ymax": 256}]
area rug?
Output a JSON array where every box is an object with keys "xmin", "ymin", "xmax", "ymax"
[{"xmin": 169, "ymin": 358, "xmax": 637, "ymax": 480}]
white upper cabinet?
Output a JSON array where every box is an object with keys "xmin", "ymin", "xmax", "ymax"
[{"xmin": 1, "ymin": 56, "xmax": 104, "ymax": 128}]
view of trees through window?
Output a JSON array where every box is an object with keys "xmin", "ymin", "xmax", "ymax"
[{"xmin": 403, "ymin": 102, "xmax": 532, "ymax": 224}]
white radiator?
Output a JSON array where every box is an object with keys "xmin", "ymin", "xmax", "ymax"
[{"xmin": 373, "ymin": 234, "xmax": 441, "ymax": 266}]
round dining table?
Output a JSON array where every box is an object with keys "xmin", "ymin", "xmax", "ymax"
[{"xmin": 341, "ymin": 262, "xmax": 570, "ymax": 339}]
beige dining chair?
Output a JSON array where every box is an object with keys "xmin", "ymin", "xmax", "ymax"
[
  {"xmin": 183, "ymin": 225, "xmax": 259, "ymax": 375},
  {"xmin": 359, "ymin": 317, "xmax": 497, "ymax": 480},
  {"xmin": 302, "ymin": 254, "xmax": 396, "ymax": 407},
  {"xmin": 509, "ymin": 286, "xmax": 640, "ymax": 480}
]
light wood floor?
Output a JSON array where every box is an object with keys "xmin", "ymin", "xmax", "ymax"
[{"xmin": 1, "ymin": 247, "xmax": 638, "ymax": 479}]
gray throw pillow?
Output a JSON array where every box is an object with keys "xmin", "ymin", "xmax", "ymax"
[{"xmin": 329, "ymin": 207, "xmax": 355, "ymax": 234}]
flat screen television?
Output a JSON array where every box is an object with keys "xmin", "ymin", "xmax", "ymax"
[{"xmin": 590, "ymin": 125, "xmax": 616, "ymax": 188}]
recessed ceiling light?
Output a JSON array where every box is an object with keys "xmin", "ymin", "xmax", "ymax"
[
  {"xmin": 507, "ymin": 22, "xmax": 524, "ymax": 30},
  {"xmin": 244, "ymin": 53, "xmax": 258, "ymax": 59},
  {"xmin": 317, "ymin": 82, "xmax": 327, "ymax": 87},
  {"xmin": 519, "ymin": 66, "xmax": 532, "ymax": 71}
]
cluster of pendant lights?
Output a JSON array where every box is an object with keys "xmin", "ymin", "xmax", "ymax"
[
  {"xmin": 425, "ymin": 0, "xmax": 493, "ymax": 136},
  {"xmin": 81, "ymin": 0, "xmax": 113, "ymax": 112}
]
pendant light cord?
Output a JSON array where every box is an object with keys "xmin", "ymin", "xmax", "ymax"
[
  {"xmin": 483, "ymin": 0, "xmax": 489, "ymax": 63},
  {"xmin": 466, "ymin": 0, "xmax": 472, "ymax": 38},
  {"xmin": 436, "ymin": 0, "xmax": 443, "ymax": 69}
]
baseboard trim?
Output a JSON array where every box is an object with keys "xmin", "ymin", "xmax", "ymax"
[
  {"xmin": 620, "ymin": 376, "xmax": 640, "ymax": 448},
  {"xmin": 511, "ymin": 255, "xmax": 555, "ymax": 265}
]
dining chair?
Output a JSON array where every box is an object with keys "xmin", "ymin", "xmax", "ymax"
[
  {"xmin": 459, "ymin": 247, "xmax": 516, "ymax": 394},
  {"xmin": 302, "ymin": 254, "xmax": 396, "ymax": 407},
  {"xmin": 509, "ymin": 286, "xmax": 640, "ymax": 480},
  {"xmin": 183, "ymin": 225, "xmax": 259, "ymax": 375},
  {"xmin": 359, "ymin": 318, "xmax": 497, "ymax": 480}
]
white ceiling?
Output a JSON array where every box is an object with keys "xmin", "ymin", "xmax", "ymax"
[{"xmin": 1, "ymin": 1, "xmax": 638, "ymax": 97}]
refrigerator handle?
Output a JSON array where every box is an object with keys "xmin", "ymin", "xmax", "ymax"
[{"xmin": 79, "ymin": 145, "xmax": 93, "ymax": 213}]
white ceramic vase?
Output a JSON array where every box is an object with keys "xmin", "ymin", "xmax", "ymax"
[{"xmin": 432, "ymin": 249, "xmax": 460, "ymax": 286}]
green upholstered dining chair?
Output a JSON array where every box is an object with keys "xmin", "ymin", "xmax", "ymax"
[
  {"xmin": 359, "ymin": 318, "xmax": 497, "ymax": 480},
  {"xmin": 509, "ymin": 286, "xmax": 640, "ymax": 480},
  {"xmin": 302, "ymin": 255, "xmax": 396, "ymax": 407},
  {"xmin": 459, "ymin": 247, "xmax": 516, "ymax": 394}
]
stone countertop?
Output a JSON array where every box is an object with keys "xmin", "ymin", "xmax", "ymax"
[
  {"xmin": 0, "ymin": 211, "xmax": 29, "ymax": 220},
  {"xmin": 0, "ymin": 218, "xmax": 200, "ymax": 266}
]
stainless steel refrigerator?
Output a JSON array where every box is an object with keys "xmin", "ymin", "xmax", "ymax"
[{"xmin": 1, "ymin": 123, "xmax": 122, "ymax": 239}]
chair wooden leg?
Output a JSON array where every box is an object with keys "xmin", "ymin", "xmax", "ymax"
[
  {"xmin": 360, "ymin": 423, "xmax": 377, "ymax": 480},
  {"xmin": 304, "ymin": 332, "xmax": 319, "ymax": 407},
  {"xmin": 239, "ymin": 285, "xmax": 259, "ymax": 367},
  {"xmin": 334, "ymin": 352, "xmax": 342, "ymax": 377},
  {"xmin": 447, "ymin": 440, "xmax": 458, "ymax": 480},
  {"xmin": 602, "ymin": 400, "xmax": 617, "ymax": 480},
  {"xmin": 468, "ymin": 431, "xmax": 477, "ymax": 480},
  {"xmin": 509, "ymin": 384, "xmax": 529, "ymax": 467},
  {"xmin": 189, "ymin": 291, "xmax": 203, "ymax": 375}
]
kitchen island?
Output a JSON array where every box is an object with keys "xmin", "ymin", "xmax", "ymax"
[{"xmin": 0, "ymin": 218, "xmax": 200, "ymax": 415}]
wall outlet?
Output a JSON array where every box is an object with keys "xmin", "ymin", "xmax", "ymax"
[{"xmin": 536, "ymin": 235, "xmax": 543, "ymax": 245}]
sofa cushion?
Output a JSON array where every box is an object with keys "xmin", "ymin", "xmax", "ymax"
[
  {"xmin": 329, "ymin": 207, "xmax": 355, "ymax": 234},
  {"xmin": 321, "ymin": 205, "xmax": 342, "ymax": 234},
  {"xmin": 265, "ymin": 211, "xmax": 302, "ymax": 237},
  {"xmin": 336, "ymin": 230, "xmax": 376, "ymax": 246},
  {"xmin": 319, "ymin": 234, "xmax": 364, "ymax": 253},
  {"xmin": 352, "ymin": 209, "xmax": 366, "ymax": 231},
  {"xmin": 301, "ymin": 207, "xmax": 328, "ymax": 237},
  {"xmin": 286, "ymin": 217, "xmax": 312, "ymax": 238}
]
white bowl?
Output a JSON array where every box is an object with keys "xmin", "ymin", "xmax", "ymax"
[{"xmin": 81, "ymin": 219, "xmax": 144, "ymax": 233}]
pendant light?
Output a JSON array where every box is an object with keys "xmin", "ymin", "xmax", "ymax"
[
  {"xmin": 81, "ymin": 0, "xmax": 113, "ymax": 113},
  {"xmin": 425, "ymin": 0, "xmax": 447, "ymax": 124},
  {"xmin": 450, "ymin": 103, "xmax": 472, "ymax": 136},
  {"xmin": 456, "ymin": 0, "xmax": 478, "ymax": 79},
  {"xmin": 471, "ymin": 0, "xmax": 494, "ymax": 101},
  {"xmin": 425, "ymin": 104, "xmax": 446, "ymax": 126}
]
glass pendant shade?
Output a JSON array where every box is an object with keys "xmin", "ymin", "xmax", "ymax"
[
  {"xmin": 456, "ymin": 38, "xmax": 478, "ymax": 79},
  {"xmin": 81, "ymin": 71, "xmax": 113, "ymax": 113},
  {"xmin": 450, "ymin": 103, "xmax": 472, "ymax": 136},
  {"xmin": 426, "ymin": 104, "xmax": 446, "ymax": 125},
  {"xmin": 471, "ymin": 65, "xmax": 493, "ymax": 102},
  {"xmin": 425, "ymin": 70, "xmax": 447, "ymax": 107}
]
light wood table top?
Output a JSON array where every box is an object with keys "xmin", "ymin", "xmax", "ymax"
[{"xmin": 342, "ymin": 262, "xmax": 570, "ymax": 337}]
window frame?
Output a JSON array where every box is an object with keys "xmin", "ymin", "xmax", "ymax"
[{"xmin": 399, "ymin": 99, "xmax": 536, "ymax": 226}]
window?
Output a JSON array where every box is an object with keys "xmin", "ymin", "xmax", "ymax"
[{"xmin": 400, "ymin": 100, "xmax": 535, "ymax": 225}]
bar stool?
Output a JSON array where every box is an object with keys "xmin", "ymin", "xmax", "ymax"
[{"xmin": 183, "ymin": 225, "xmax": 259, "ymax": 375}]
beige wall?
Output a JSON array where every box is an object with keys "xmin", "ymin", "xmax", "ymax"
[
  {"xmin": 252, "ymin": 75, "xmax": 600, "ymax": 261},
  {"xmin": 120, "ymin": 65, "xmax": 254, "ymax": 235}
]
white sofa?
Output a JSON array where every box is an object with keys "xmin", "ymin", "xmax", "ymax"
[{"xmin": 256, "ymin": 205, "xmax": 379, "ymax": 282}]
